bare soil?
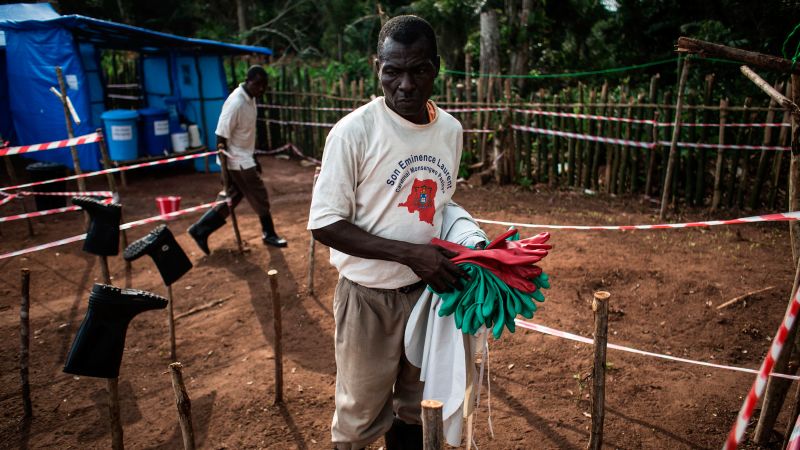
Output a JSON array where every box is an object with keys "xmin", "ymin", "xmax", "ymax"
[{"xmin": 0, "ymin": 156, "xmax": 795, "ymax": 449}]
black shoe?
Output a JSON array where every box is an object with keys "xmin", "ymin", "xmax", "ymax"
[
  {"xmin": 63, "ymin": 284, "xmax": 167, "ymax": 378},
  {"xmin": 384, "ymin": 418, "xmax": 423, "ymax": 450},
  {"xmin": 124, "ymin": 224, "xmax": 193, "ymax": 286},
  {"xmin": 259, "ymin": 214, "xmax": 287, "ymax": 248},
  {"xmin": 72, "ymin": 196, "xmax": 122, "ymax": 256},
  {"xmin": 187, "ymin": 208, "xmax": 226, "ymax": 255}
]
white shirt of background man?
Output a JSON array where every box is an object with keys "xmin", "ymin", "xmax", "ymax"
[{"xmin": 215, "ymin": 83, "xmax": 257, "ymax": 171}]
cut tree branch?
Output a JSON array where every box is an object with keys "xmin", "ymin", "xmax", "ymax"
[
  {"xmin": 740, "ymin": 66, "xmax": 800, "ymax": 120},
  {"xmin": 676, "ymin": 37, "xmax": 800, "ymax": 75}
]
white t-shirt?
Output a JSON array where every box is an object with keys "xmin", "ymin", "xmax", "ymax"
[
  {"xmin": 307, "ymin": 97, "xmax": 463, "ymax": 289},
  {"xmin": 215, "ymin": 84, "xmax": 257, "ymax": 171}
]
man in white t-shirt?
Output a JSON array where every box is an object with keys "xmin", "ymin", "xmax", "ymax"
[
  {"xmin": 188, "ymin": 66, "xmax": 287, "ymax": 254},
  {"xmin": 308, "ymin": 15, "xmax": 466, "ymax": 450}
]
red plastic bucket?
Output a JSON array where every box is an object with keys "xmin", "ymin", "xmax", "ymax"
[{"xmin": 155, "ymin": 196, "xmax": 181, "ymax": 219}]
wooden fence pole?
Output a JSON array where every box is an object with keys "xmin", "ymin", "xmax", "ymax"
[
  {"xmin": 96, "ymin": 130, "xmax": 132, "ymax": 287},
  {"xmin": 169, "ymin": 362, "xmax": 196, "ymax": 450},
  {"xmin": 789, "ymin": 74, "xmax": 800, "ymax": 266},
  {"xmin": 421, "ymin": 399, "xmax": 444, "ymax": 450},
  {"xmin": 98, "ymin": 256, "xmax": 123, "ymax": 450},
  {"xmin": 307, "ymin": 167, "xmax": 321, "ymax": 294},
  {"xmin": 590, "ymin": 81, "xmax": 609, "ymax": 191},
  {"xmin": 217, "ymin": 152, "xmax": 245, "ymax": 253},
  {"xmin": 643, "ymin": 74, "xmax": 661, "ymax": 197},
  {"xmin": 659, "ymin": 58, "xmax": 691, "ymax": 219},
  {"xmin": 268, "ymin": 269, "xmax": 283, "ymax": 404},
  {"xmin": 749, "ymin": 87, "xmax": 780, "ymax": 209},
  {"xmin": 55, "ymin": 66, "xmax": 87, "ymax": 192},
  {"xmin": 695, "ymin": 73, "xmax": 716, "ymax": 206},
  {"xmin": 3, "ymin": 156, "xmax": 34, "ymax": 236},
  {"xmin": 167, "ymin": 285, "xmax": 176, "ymax": 361},
  {"xmin": 588, "ymin": 291, "xmax": 611, "ymax": 450},
  {"xmin": 711, "ymin": 99, "xmax": 729, "ymax": 211},
  {"xmin": 20, "ymin": 268, "xmax": 32, "ymax": 419}
]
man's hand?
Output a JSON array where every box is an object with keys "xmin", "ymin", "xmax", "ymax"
[{"xmin": 400, "ymin": 244, "xmax": 470, "ymax": 293}]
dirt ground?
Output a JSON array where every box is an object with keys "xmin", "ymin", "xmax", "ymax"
[{"xmin": 0, "ymin": 155, "xmax": 796, "ymax": 449}]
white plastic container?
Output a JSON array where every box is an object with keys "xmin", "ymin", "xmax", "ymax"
[
  {"xmin": 188, "ymin": 124, "xmax": 202, "ymax": 148},
  {"xmin": 170, "ymin": 132, "xmax": 189, "ymax": 152}
]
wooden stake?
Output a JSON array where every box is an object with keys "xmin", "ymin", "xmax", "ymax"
[
  {"xmin": 217, "ymin": 151, "xmax": 244, "ymax": 253},
  {"xmin": 307, "ymin": 167, "xmax": 320, "ymax": 295},
  {"xmin": 676, "ymin": 37, "xmax": 800, "ymax": 74},
  {"xmin": 740, "ymin": 66, "xmax": 800, "ymax": 119},
  {"xmin": 589, "ymin": 291, "xmax": 611, "ymax": 450},
  {"xmin": 749, "ymin": 86, "xmax": 780, "ymax": 209},
  {"xmin": 96, "ymin": 130, "xmax": 132, "ymax": 287},
  {"xmin": 3, "ymin": 156, "xmax": 34, "ymax": 236},
  {"xmin": 789, "ymin": 74, "xmax": 800, "ymax": 266},
  {"xmin": 169, "ymin": 362, "xmax": 196, "ymax": 450},
  {"xmin": 716, "ymin": 285, "xmax": 777, "ymax": 310},
  {"xmin": 20, "ymin": 268, "xmax": 32, "ymax": 419},
  {"xmin": 659, "ymin": 58, "xmax": 691, "ymax": 219},
  {"xmin": 590, "ymin": 82, "xmax": 609, "ymax": 191},
  {"xmin": 107, "ymin": 377, "xmax": 124, "ymax": 450},
  {"xmin": 421, "ymin": 399, "xmax": 444, "ymax": 450},
  {"xmin": 268, "ymin": 269, "xmax": 283, "ymax": 404},
  {"xmin": 711, "ymin": 99, "xmax": 729, "ymax": 211},
  {"xmin": 55, "ymin": 66, "xmax": 87, "ymax": 192},
  {"xmin": 167, "ymin": 285, "xmax": 176, "ymax": 361}
]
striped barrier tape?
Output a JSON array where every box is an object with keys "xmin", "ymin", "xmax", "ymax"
[
  {"xmin": 514, "ymin": 319, "xmax": 800, "ymax": 381},
  {"xmin": 264, "ymin": 118, "xmax": 335, "ymax": 128},
  {"xmin": 0, "ymin": 198, "xmax": 114, "ymax": 224},
  {"xmin": 511, "ymin": 124, "xmax": 656, "ymax": 149},
  {"xmin": 475, "ymin": 211, "xmax": 800, "ymax": 231},
  {"xmin": 0, "ymin": 200, "xmax": 225, "ymax": 260},
  {"xmin": 0, "ymin": 150, "xmax": 218, "ymax": 193},
  {"xmin": 513, "ymin": 108, "xmax": 791, "ymax": 128},
  {"xmin": 0, "ymin": 194, "xmax": 18, "ymax": 206},
  {"xmin": 788, "ymin": 414, "xmax": 800, "ymax": 450},
  {"xmin": 258, "ymin": 104, "xmax": 354, "ymax": 112},
  {"xmin": 0, "ymin": 132, "xmax": 102, "ymax": 157},
  {"xmin": 17, "ymin": 190, "xmax": 113, "ymax": 197},
  {"xmin": 724, "ymin": 288, "xmax": 800, "ymax": 449},
  {"xmin": 464, "ymin": 129, "xmax": 494, "ymax": 134},
  {"xmin": 658, "ymin": 141, "xmax": 791, "ymax": 151},
  {"xmin": 254, "ymin": 143, "xmax": 322, "ymax": 165}
]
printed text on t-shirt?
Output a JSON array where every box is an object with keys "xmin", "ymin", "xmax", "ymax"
[{"xmin": 385, "ymin": 153, "xmax": 453, "ymax": 194}]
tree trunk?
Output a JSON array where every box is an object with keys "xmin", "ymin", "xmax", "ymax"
[
  {"xmin": 479, "ymin": 9, "xmax": 501, "ymax": 78},
  {"xmin": 508, "ymin": 0, "xmax": 533, "ymax": 92},
  {"xmin": 236, "ymin": 0, "xmax": 247, "ymax": 44}
]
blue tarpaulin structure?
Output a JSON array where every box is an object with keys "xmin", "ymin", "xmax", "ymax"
[{"xmin": 0, "ymin": 3, "xmax": 271, "ymax": 170}]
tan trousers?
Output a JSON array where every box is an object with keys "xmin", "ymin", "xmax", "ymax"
[
  {"xmin": 214, "ymin": 167, "xmax": 271, "ymax": 217},
  {"xmin": 331, "ymin": 277, "xmax": 425, "ymax": 450}
]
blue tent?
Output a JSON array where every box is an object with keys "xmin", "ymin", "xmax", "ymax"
[{"xmin": 0, "ymin": 3, "xmax": 271, "ymax": 170}]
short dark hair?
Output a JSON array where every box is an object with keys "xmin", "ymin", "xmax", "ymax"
[
  {"xmin": 246, "ymin": 65, "xmax": 268, "ymax": 82},
  {"xmin": 377, "ymin": 15, "xmax": 437, "ymax": 62}
]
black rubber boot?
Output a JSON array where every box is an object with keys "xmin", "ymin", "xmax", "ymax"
[
  {"xmin": 63, "ymin": 284, "xmax": 167, "ymax": 378},
  {"xmin": 72, "ymin": 196, "xmax": 122, "ymax": 256},
  {"xmin": 187, "ymin": 207, "xmax": 226, "ymax": 255},
  {"xmin": 259, "ymin": 214, "xmax": 287, "ymax": 248},
  {"xmin": 384, "ymin": 418, "xmax": 423, "ymax": 450},
  {"xmin": 124, "ymin": 224, "xmax": 193, "ymax": 286}
]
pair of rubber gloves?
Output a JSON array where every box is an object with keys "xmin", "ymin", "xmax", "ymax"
[{"xmin": 431, "ymin": 229, "xmax": 552, "ymax": 339}]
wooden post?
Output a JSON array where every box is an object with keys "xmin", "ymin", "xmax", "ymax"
[
  {"xmin": 167, "ymin": 285, "xmax": 176, "ymax": 361},
  {"xmin": 659, "ymin": 58, "xmax": 691, "ymax": 219},
  {"xmin": 749, "ymin": 88, "xmax": 779, "ymax": 209},
  {"xmin": 676, "ymin": 37, "xmax": 800, "ymax": 75},
  {"xmin": 268, "ymin": 269, "xmax": 283, "ymax": 404},
  {"xmin": 307, "ymin": 167, "xmax": 320, "ymax": 295},
  {"xmin": 588, "ymin": 291, "xmax": 611, "ymax": 450},
  {"xmin": 590, "ymin": 82, "xmax": 609, "ymax": 191},
  {"xmin": 55, "ymin": 66, "xmax": 87, "ymax": 192},
  {"xmin": 769, "ymin": 86, "xmax": 793, "ymax": 209},
  {"xmin": 792, "ymin": 74, "xmax": 800, "ymax": 266},
  {"xmin": 695, "ymin": 73, "xmax": 716, "ymax": 206},
  {"xmin": 169, "ymin": 362, "xmax": 196, "ymax": 450},
  {"xmin": 643, "ymin": 74, "xmax": 660, "ymax": 197},
  {"xmin": 421, "ymin": 399, "xmax": 444, "ymax": 450},
  {"xmin": 3, "ymin": 156, "xmax": 34, "ymax": 236},
  {"xmin": 96, "ymin": 130, "xmax": 132, "ymax": 287},
  {"xmin": 20, "ymin": 268, "xmax": 32, "ymax": 419},
  {"xmin": 217, "ymin": 151, "xmax": 245, "ymax": 253},
  {"xmin": 99, "ymin": 256, "xmax": 123, "ymax": 450},
  {"xmin": 711, "ymin": 99, "xmax": 728, "ymax": 211}
]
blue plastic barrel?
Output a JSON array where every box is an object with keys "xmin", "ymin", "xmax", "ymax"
[
  {"xmin": 138, "ymin": 108, "xmax": 171, "ymax": 156},
  {"xmin": 194, "ymin": 155, "xmax": 221, "ymax": 173},
  {"xmin": 100, "ymin": 110, "xmax": 139, "ymax": 161}
]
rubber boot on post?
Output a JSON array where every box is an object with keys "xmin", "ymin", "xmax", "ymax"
[
  {"xmin": 63, "ymin": 284, "xmax": 167, "ymax": 378},
  {"xmin": 124, "ymin": 224, "xmax": 193, "ymax": 285},
  {"xmin": 259, "ymin": 214, "xmax": 287, "ymax": 248},
  {"xmin": 72, "ymin": 196, "xmax": 122, "ymax": 256},
  {"xmin": 187, "ymin": 207, "xmax": 226, "ymax": 255},
  {"xmin": 384, "ymin": 418, "xmax": 423, "ymax": 450}
]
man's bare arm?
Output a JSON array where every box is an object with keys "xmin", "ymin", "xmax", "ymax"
[{"xmin": 312, "ymin": 220, "xmax": 468, "ymax": 293}]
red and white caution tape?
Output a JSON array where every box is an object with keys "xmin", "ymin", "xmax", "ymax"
[
  {"xmin": 511, "ymin": 124, "xmax": 656, "ymax": 149},
  {"xmin": 0, "ymin": 193, "xmax": 18, "ymax": 206},
  {"xmin": 464, "ymin": 129, "xmax": 494, "ymax": 134},
  {"xmin": 514, "ymin": 319, "xmax": 800, "ymax": 381},
  {"xmin": 264, "ymin": 118, "xmax": 335, "ymax": 128},
  {"xmin": 787, "ymin": 414, "xmax": 800, "ymax": 450},
  {"xmin": 254, "ymin": 143, "xmax": 322, "ymax": 165},
  {"xmin": 0, "ymin": 198, "xmax": 113, "ymax": 223},
  {"xmin": 17, "ymin": 190, "xmax": 113, "ymax": 197},
  {"xmin": 659, "ymin": 141, "xmax": 791, "ymax": 151},
  {"xmin": 0, "ymin": 132, "xmax": 102, "ymax": 157},
  {"xmin": 0, "ymin": 150, "xmax": 218, "ymax": 193},
  {"xmin": 475, "ymin": 211, "xmax": 800, "ymax": 231},
  {"xmin": 0, "ymin": 200, "xmax": 225, "ymax": 260},
  {"xmin": 259, "ymin": 104, "xmax": 353, "ymax": 112},
  {"xmin": 724, "ymin": 288, "xmax": 800, "ymax": 449},
  {"xmin": 514, "ymin": 109, "xmax": 657, "ymax": 125}
]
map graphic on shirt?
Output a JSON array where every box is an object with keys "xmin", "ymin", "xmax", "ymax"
[{"xmin": 398, "ymin": 179, "xmax": 437, "ymax": 225}]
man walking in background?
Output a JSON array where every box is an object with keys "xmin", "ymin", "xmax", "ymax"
[
  {"xmin": 189, "ymin": 65, "xmax": 287, "ymax": 254},
  {"xmin": 308, "ymin": 16, "xmax": 465, "ymax": 450}
]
